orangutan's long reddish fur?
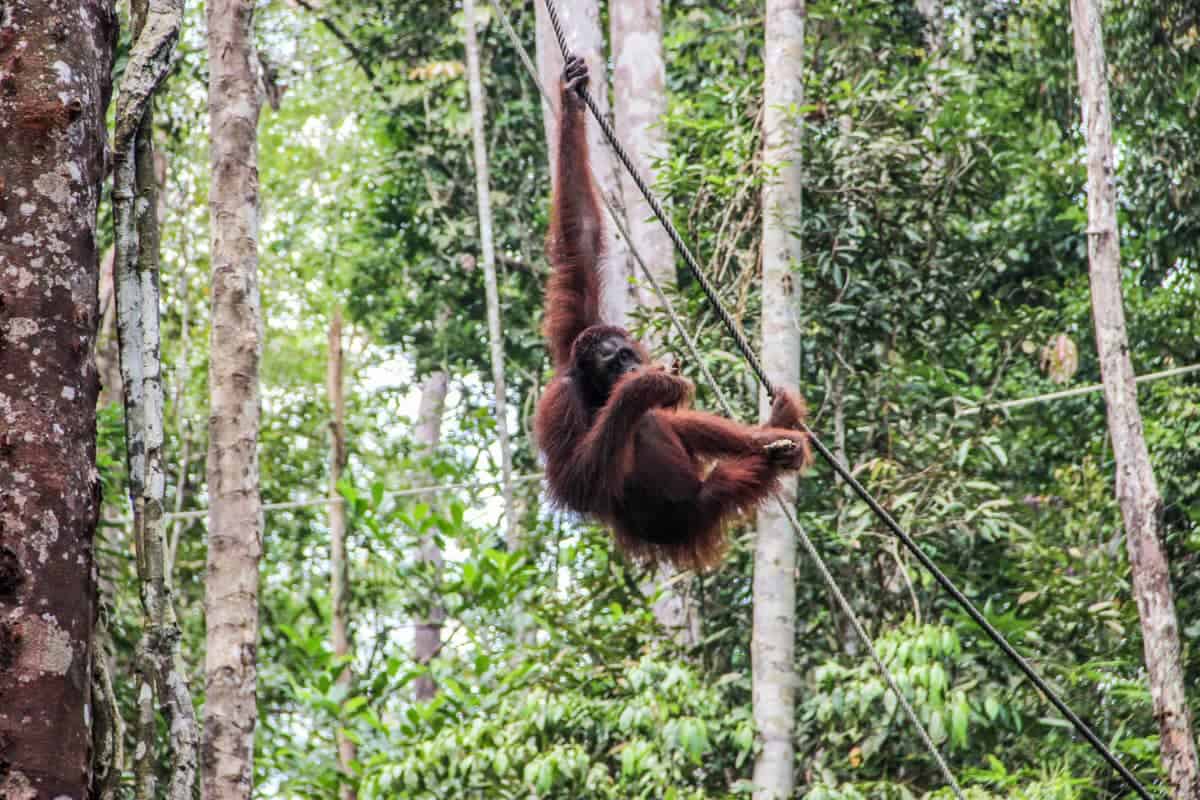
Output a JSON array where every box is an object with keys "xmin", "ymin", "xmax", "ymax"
[{"xmin": 533, "ymin": 65, "xmax": 811, "ymax": 571}]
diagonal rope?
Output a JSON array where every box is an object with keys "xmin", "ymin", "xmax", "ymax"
[
  {"xmin": 489, "ymin": 3, "xmax": 965, "ymax": 797},
  {"xmin": 502, "ymin": 2, "xmax": 1154, "ymax": 798},
  {"xmin": 957, "ymin": 362, "xmax": 1200, "ymax": 416},
  {"xmin": 110, "ymin": 473, "xmax": 547, "ymax": 525}
]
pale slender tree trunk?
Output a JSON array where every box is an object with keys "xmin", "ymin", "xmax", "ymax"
[
  {"xmin": 609, "ymin": 0, "xmax": 697, "ymax": 647},
  {"xmin": 112, "ymin": 2, "xmax": 198, "ymax": 798},
  {"xmin": 753, "ymin": 1, "xmax": 805, "ymax": 798},
  {"xmin": 327, "ymin": 311, "xmax": 357, "ymax": 800},
  {"xmin": 464, "ymin": 0, "xmax": 517, "ymax": 548},
  {"xmin": 0, "ymin": 2, "xmax": 114, "ymax": 797},
  {"xmin": 957, "ymin": 9, "xmax": 976, "ymax": 63},
  {"xmin": 534, "ymin": 0, "xmax": 631, "ymax": 326},
  {"xmin": 610, "ymin": 0, "xmax": 674, "ymax": 306},
  {"xmin": 92, "ymin": 629, "xmax": 127, "ymax": 800},
  {"xmin": 205, "ymin": 0, "xmax": 265, "ymax": 796},
  {"xmin": 412, "ymin": 372, "xmax": 449, "ymax": 701},
  {"xmin": 534, "ymin": 1, "xmax": 562, "ymax": 179},
  {"xmin": 1070, "ymin": 3, "xmax": 1200, "ymax": 797},
  {"xmin": 915, "ymin": 0, "xmax": 945, "ymax": 53}
]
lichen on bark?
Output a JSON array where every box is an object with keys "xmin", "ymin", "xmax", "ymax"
[{"xmin": 0, "ymin": 1, "xmax": 116, "ymax": 796}]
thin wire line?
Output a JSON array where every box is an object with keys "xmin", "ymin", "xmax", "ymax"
[
  {"xmin": 526, "ymin": 2, "xmax": 1153, "ymax": 797},
  {"xmin": 957, "ymin": 362, "xmax": 1200, "ymax": 415},
  {"xmin": 107, "ymin": 360, "xmax": 1197, "ymax": 527},
  {"xmin": 490, "ymin": 3, "xmax": 964, "ymax": 797},
  {"xmin": 107, "ymin": 358, "xmax": 1196, "ymax": 527},
  {"xmin": 108, "ymin": 473, "xmax": 546, "ymax": 525}
]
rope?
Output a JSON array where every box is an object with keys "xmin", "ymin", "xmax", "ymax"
[
  {"xmin": 109, "ymin": 473, "xmax": 546, "ymax": 525},
  {"xmin": 110, "ymin": 359, "xmax": 1198, "ymax": 527},
  {"xmin": 518, "ymin": 2, "xmax": 1154, "ymax": 797},
  {"xmin": 958, "ymin": 362, "xmax": 1200, "ymax": 416},
  {"xmin": 109, "ymin": 358, "xmax": 1197, "ymax": 527},
  {"xmin": 490, "ymin": 4, "xmax": 964, "ymax": 797}
]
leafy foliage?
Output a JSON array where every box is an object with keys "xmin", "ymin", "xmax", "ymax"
[{"xmin": 90, "ymin": 0, "xmax": 1200, "ymax": 798}]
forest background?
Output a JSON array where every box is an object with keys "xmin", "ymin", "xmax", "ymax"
[{"xmin": 31, "ymin": 0, "xmax": 1200, "ymax": 797}]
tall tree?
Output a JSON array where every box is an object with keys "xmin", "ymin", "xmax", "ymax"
[
  {"xmin": 610, "ymin": 0, "xmax": 675, "ymax": 305},
  {"xmin": 205, "ymin": 0, "xmax": 265, "ymax": 795},
  {"xmin": 412, "ymin": 371, "xmax": 449, "ymax": 701},
  {"xmin": 1070, "ymin": 1, "xmax": 1200, "ymax": 797},
  {"xmin": 0, "ymin": 2, "xmax": 115, "ymax": 797},
  {"xmin": 610, "ymin": 0, "xmax": 696, "ymax": 646},
  {"xmin": 327, "ymin": 310, "xmax": 356, "ymax": 799},
  {"xmin": 464, "ymin": 0, "xmax": 517, "ymax": 548},
  {"xmin": 112, "ymin": 0, "xmax": 197, "ymax": 797},
  {"xmin": 534, "ymin": 0, "xmax": 631, "ymax": 326},
  {"xmin": 753, "ymin": 0, "xmax": 805, "ymax": 798}
]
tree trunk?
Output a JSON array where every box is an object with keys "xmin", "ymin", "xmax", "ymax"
[
  {"xmin": 915, "ymin": 0, "xmax": 945, "ymax": 53},
  {"xmin": 0, "ymin": 2, "xmax": 115, "ymax": 797},
  {"xmin": 464, "ymin": 0, "xmax": 517, "ymax": 549},
  {"xmin": 752, "ymin": 1, "xmax": 805, "ymax": 798},
  {"xmin": 327, "ymin": 310, "xmax": 356, "ymax": 800},
  {"xmin": 609, "ymin": 0, "xmax": 697, "ymax": 647},
  {"xmin": 91, "ymin": 627, "xmax": 126, "ymax": 800},
  {"xmin": 1070, "ymin": 2, "xmax": 1200, "ymax": 797},
  {"xmin": 534, "ymin": 0, "xmax": 631, "ymax": 326},
  {"xmin": 610, "ymin": 0, "xmax": 675, "ymax": 307},
  {"xmin": 112, "ymin": 1, "xmax": 197, "ymax": 798},
  {"xmin": 412, "ymin": 371, "xmax": 449, "ymax": 702},
  {"xmin": 205, "ymin": 0, "xmax": 265, "ymax": 796}
]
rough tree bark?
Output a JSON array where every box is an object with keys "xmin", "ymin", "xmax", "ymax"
[
  {"xmin": 609, "ymin": 0, "xmax": 697, "ymax": 647},
  {"xmin": 1070, "ymin": 2, "xmax": 1200, "ymax": 797},
  {"xmin": 412, "ymin": 371, "xmax": 449, "ymax": 701},
  {"xmin": 205, "ymin": 0, "xmax": 265, "ymax": 796},
  {"xmin": 0, "ymin": 2, "xmax": 115, "ymax": 798},
  {"xmin": 534, "ymin": 0, "xmax": 632, "ymax": 326},
  {"xmin": 464, "ymin": 0, "xmax": 517, "ymax": 548},
  {"xmin": 752, "ymin": 0, "xmax": 805, "ymax": 798},
  {"xmin": 111, "ymin": 1, "xmax": 198, "ymax": 798},
  {"xmin": 327, "ymin": 310, "xmax": 356, "ymax": 800}
]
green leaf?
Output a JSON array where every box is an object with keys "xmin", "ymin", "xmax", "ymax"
[
  {"xmin": 984, "ymin": 696, "xmax": 1001, "ymax": 721},
  {"xmin": 928, "ymin": 709, "xmax": 948, "ymax": 744},
  {"xmin": 951, "ymin": 697, "xmax": 969, "ymax": 749}
]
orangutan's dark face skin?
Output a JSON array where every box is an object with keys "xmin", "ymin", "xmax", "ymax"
[{"xmin": 587, "ymin": 333, "xmax": 643, "ymax": 398}]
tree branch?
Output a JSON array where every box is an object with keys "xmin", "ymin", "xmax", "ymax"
[{"xmin": 291, "ymin": 0, "xmax": 388, "ymax": 100}]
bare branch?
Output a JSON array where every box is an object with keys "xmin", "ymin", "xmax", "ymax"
[{"xmin": 291, "ymin": 0, "xmax": 388, "ymax": 100}]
